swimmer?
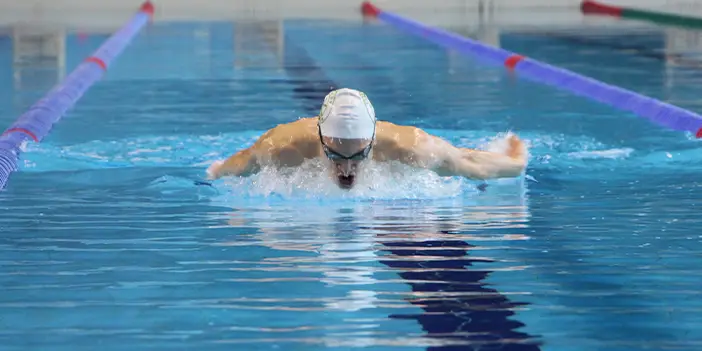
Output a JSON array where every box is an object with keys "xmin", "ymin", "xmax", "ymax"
[{"xmin": 206, "ymin": 88, "xmax": 527, "ymax": 190}]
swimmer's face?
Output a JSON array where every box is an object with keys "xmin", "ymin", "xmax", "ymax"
[{"xmin": 321, "ymin": 136, "xmax": 373, "ymax": 189}]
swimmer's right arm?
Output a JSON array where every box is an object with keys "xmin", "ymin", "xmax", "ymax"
[
  {"xmin": 207, "ymin": 128, "xmax": 279, "ymax": 180},
  {"xmin": 206, "ymin": 147, "xmax": 260, "ymax": 180},
  {"xmin": 205, "ymin": 126, "xmax": 305, "ymax": 180},
  {"xmin": 207, "ymin": 129, "xmax": 278, "ymax": 180}
]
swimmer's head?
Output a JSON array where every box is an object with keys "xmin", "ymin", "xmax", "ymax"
[
  {"xmin": 317, "ymin": 88, "xmax": 376, "ymax": 189},
  {"xmin": 320, "ymin": 136, "xmax": 373, "ymax": 189}
]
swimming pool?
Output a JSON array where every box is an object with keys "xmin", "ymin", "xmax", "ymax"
[{"xmin": 1, "ymin": 13, "xmax": 701, "ymax": 351}]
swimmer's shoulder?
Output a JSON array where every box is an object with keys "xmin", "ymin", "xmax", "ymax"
[
  {"xmin": 254, "ymin": 117, "xmax": 319, "ymax": 160},
  {"xmin": 376, "ymin": 121, "xmax": 427, "ymax": 147},
  {"xmin": 258, "ymin": 117, "xmax": 318, "ymax": 144},
  {"xmin": 374, "ymin": 121, "xmax": 428, "ymax": 163}
]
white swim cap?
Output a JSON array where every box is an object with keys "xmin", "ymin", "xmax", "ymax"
[{"xmin": 318, "ymin": 88, "xmax": 376, "ymax": 140}]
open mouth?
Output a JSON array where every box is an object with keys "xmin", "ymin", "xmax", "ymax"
[{"xmin": 337, "ymin": 175, "xmax": 355, "ymax": 189}]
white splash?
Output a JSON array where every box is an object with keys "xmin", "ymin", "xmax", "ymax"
[
  {"xmin": 567, "ymin": 148, "xmax": 634, "ymax": 159},
  {"xmin": 217, "ymin": 158, "xmax": 469, "ymax": 201}
]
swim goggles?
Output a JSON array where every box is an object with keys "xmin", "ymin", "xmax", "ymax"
[{"xmin": 318, "ymin": 126, "xmax": 374, "ymax": 161}]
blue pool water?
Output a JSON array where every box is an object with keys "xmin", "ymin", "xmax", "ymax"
[{"xmin": 1, "ymin": 16, "xmax": 702, "ymax": 351}]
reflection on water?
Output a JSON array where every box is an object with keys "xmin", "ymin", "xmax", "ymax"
[{"xmin": 219, "ymin": 183, "xmax": 540, "ymax": 349}]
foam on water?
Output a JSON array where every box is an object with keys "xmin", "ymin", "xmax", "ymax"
[
  {"xmin": 214, "ymin": 158, "xmax": 470, "ymax": 201},
  {"xmin": 567, "ymin": 148, "xmax": 634, "ymax": 159}
]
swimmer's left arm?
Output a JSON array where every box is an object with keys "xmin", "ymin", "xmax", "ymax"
[
  {"xmin": 456, "ymin": 149, "xmax": 526, "ymax": 179},
  {"xmin": 428, "ymin": 134, "xmax": 527, "ymax": 180}
]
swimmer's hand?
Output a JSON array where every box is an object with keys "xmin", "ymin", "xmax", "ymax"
[
  {"xmin": 206, "ymin": 160, "xmax": 225, "ymax": 180},
  {"xmin": 505, "ymin": 134, "xmax": 527, "ymax": 162}
]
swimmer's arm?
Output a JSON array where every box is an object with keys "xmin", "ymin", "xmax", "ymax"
[
  {"xmin": 431, "ymin": 135, "xmax": 527, "ymax": 180},
  {"xmin": 453, "ymin": 149, "xmax": 526, "ymax": 179},
  {"xmin": 207, "ymin": 147, "xmax": 260, "ymax": 180},
  {"xmin": 207, "ymin": 128, "xmax": 267, "ymax": 180},
  {"xmin": 206, "ymin": 126, "xmax": 308, "ymax": 180}
]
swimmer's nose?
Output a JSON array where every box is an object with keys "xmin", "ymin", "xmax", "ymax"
[{"xmin": 336, "ymin": 161, "xmax": 356, "ymax": 176}]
